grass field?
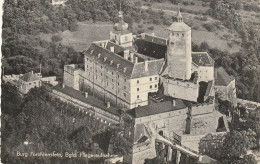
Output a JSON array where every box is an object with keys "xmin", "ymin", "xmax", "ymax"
[
  {"xmin": 40, "ymin": 21, "xmax": 113, "ymax": 52},
  {"xmin": 40, "ymin": 6, "xmax": 243, "ymax": 54}
]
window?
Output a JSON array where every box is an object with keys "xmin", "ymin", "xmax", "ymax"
[
  {"xmin": 112, "ymin": 79, "xmax": 114, "ymax": 82},
  {"xmin": 137, "ymin": 95, "xmax": 140, "ymax": 98},
  {"xmin": 137, "ymin": 88, "xmax": 139, "ymax": 91},
  {"xmin": 95, "ymin": 69, "xmax": 97, "ymax": 72},
  {"xmin": 124, "ymin": 86, "xmax": 126, "ymax": 90},
  {"xmin": 150, "ymin": 78, "xmax": 152, "ymax": 81},
  {"xmin": 107, "ymin": 82, "xmax": 108, "ymax": 86},
  {"xmin": 118, "ymin": 75, "xmax": 120, "ymax": 78},
  {"xmin": 96, "ymin": 75, "xmax": 97, "ymax": 79},
  {"xmin": 150, "ymin": 85, "xmax": 152, "ymax": 89},
  {"xmin": 155, "ymin": 77, "xmax": 157, "ymax": 80},
  {"xmin": 118, "ymin": 82, "xmax": 120, "ymax": 85},
  {"xmin": 101, "ymin": 73, "xmax": 102, "ymax": 76},
  {"xmin": 101, "ymin": 66, "xmax": 102, "ymax": 69},
  {"xmin": 112, "ymin": 72, "xmax": 114, "ymax": 75},
  {"xmin": 124, "ymin": 79, "xmax": 126, "ymax": 82},
  {"xmin": 87, "ymin": 65, "xmax": 88, "ymax": 68},
  {"xmin": 89, "ymin": 72, "xmax": 90, "ymax": 75},
  {"xmin": 90, "ymin": 67, "xmax": 92, "ymax": 70},
  {"xmin": 137, "ymin": 80, "xmax": 139, "ymax": 84},
  {"xmin": 124, "ymin": 93, "xmax": 126, "ymax": 97},
  {"xmin": 87, "ymin": 58, "xmax": 89, "ymax": 61},
  {"xmin": 106, "ymin": 75, "xmax": 108, "ymax": 79},
  {"xmin": 155, "ymin": 84, "xmax": 157, "ymax": 88}
]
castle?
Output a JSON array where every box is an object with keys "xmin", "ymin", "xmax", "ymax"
[{"xmin": 61, "ymin": 10, "xmax": 236, "ymax": 164}]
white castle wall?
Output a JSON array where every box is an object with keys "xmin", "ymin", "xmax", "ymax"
[{"xmin": 162, "ymin": 78, "xmax": 199, "ymax": 102}]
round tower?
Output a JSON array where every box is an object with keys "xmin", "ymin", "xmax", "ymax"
[{"xmin": 166, "ymin": 10, "xmax": 192, "ymax": 80}]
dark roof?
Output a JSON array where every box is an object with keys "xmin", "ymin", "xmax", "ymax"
[
  {"xmin": 192, "ymin": 52, "xmax": 214, "ymax": 67},
  {"xmin": 20, "ymin": 72, "xmax": 40, "ymax": 82},
  {"xmin": 85, "ymin": 42, "xmax": 164, "ymax": 79},
  {"xmin": 137, "ymin": 136, "xmax": 148, "ymax": 143},
  {"xmin": 131, "ymin": 59, "xmax": 164, "ymax": 79},
  {"xmin": 52, "ymin": 84, "xmax": 120, "ymax": 116},
  {"xmin": 215, "ymin": 67, "xmax": 235, "ymax": 86},
  {"xmin": 133, "ymin": 35, "xmax": 167, "ymax": 59},
  {"xmin": 127, "ymin": 99, "xmax": 186, "ymax": 118}
]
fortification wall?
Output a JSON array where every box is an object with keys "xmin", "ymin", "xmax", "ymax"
[
  {"xmin": 189, "ymin": 111, "xmax": 218, "ymax": 135},
  {"xmin": 132, "ymin": 139, "xmax": 156, "ymax": 164},
  {"xmin": 50, "ymin": 89, "xmax": 120, "ymax": 124},
  {"xmin": 162, "ymin": 78, "xmax": 198, "ymax": 102},
  {"xmin": 135, "ymin": 107, "xmax": 188, "ymax": 137},
  {"xmin": 191, "ymin": 102, "xmax": 214, "ymax": 116}
]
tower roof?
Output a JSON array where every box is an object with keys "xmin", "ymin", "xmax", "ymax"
[
  {"xmin": 114, "ymin": 10, "xmax": 128, "ymax": 31},
  {"xmin": 167, "ymin": 9, "xmax": 190, "ymax": 32},
  {"xmin": 167, "ymin": 21, "xmax": 191, "ymax": 32}
]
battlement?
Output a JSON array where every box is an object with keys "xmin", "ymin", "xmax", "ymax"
[{"xmin": 162, "ymin": 75, "xmax": 198, "ymax": 89}]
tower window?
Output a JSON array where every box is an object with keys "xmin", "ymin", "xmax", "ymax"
[
  {"xmin": 155, "ymin": 84, "xmax": 157, "ymax": 88},
  {"xmin": 137, "ymin": 88, "xmax": 139, "ymax": 91},
  {"xmin": 150, "ymin": 85, "xmax": 152, "ymax": 89},
  {"xmin": 137, "ymin": 95, "xmax": 139, "ymax": 98},
  {"xmin": 150, "ymin": 78, "xmax": 152, "ymax": 81},
  {"xmin": 137, "ymin": 80, "xmax": 139, "ymax": 84}
]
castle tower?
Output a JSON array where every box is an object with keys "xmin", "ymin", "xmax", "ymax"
[
  {"xmin": 110, "ymin": 10, "xmax": 133, "ymax": 47},
  {"xmin": 167, "ymin": 10, "xmax": 192, "ymax": 80}
]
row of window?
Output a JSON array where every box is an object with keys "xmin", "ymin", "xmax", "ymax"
[
  {"xmin": 137, "ymin": 77, "xmax": 157, "ymax": 84},
  {"xmin": 137, "ymin": 84, "xmax": 157, "ymax": 91}
]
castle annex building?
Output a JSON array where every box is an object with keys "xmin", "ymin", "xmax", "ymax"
[{"xmin": 62, "ymin": 10, "xmax": 235, "ymax": 164}]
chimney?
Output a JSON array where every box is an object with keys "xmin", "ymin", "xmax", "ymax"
[
  {"xmin": 134, "ymin": 57, "xmax": 138, "ymax": 63},
  {"xmin": 124, "ymin": 50, "xmax": 130, "ymax": 59},
  {"xmin": 130, "ymin": 53, "xmax": 134, "ymax": 62},
  {"xmin": 144, "ymin": 60, "xmax": 148, "ymax": 72},
  {"xmin": 62, "ymin": 83, "xmax": 65, "ymax": 88},
  {"xmin": 173, "ymin": 99, "xmax": 176, "ymax": 107},
  {"xmin": 85, "ymin": 92, "xmax": 88, "ymax": 98},
  {"xmin": 110, "ymin": 46, "xmax": 114, "ymax": 52},
  {"xmin": 106, "ymin": 102, "xmax": 110, "ymax": 108}
]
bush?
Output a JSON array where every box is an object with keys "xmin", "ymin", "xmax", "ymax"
[
  {"xmin": 203, "ymin": 23, "xmax": 216, "ymax": 32},
  {"xmin": 182, "ymin": 1, "xmax": 189, "ymax": 6},
  {"xmin": 148, "ymin": 26, "xmax": 155, "ymax": 30}
]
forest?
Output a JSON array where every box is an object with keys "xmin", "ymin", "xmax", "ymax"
[{"xmin": 1, "ymin": 83, "xmax": 131, "ymax": 163}]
